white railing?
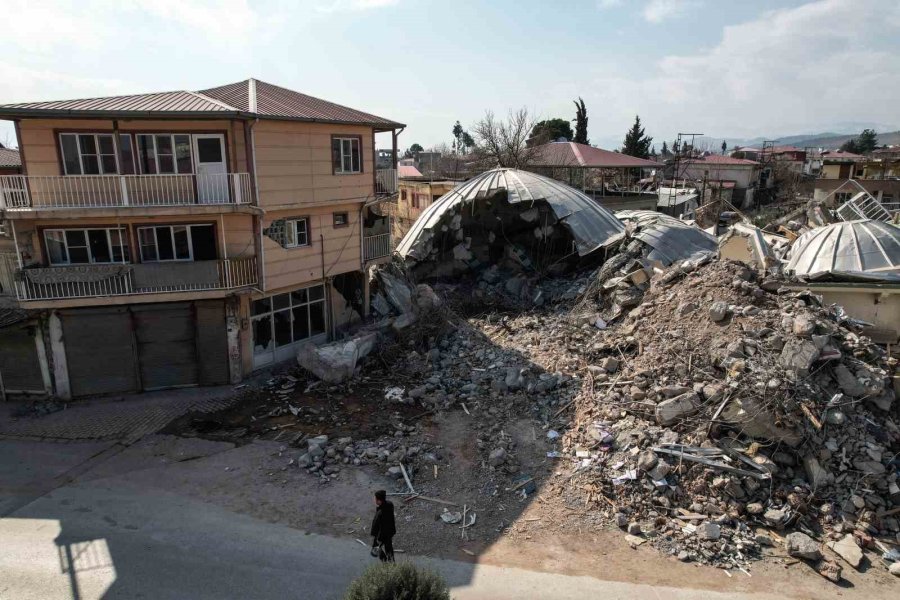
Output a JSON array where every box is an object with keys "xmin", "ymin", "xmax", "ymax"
[
  {"xmin": 836, "ymin": 191, "xmax": 892, "ymax": 223},
  {"xmin": 364, "ymin": 233, "xmax": 392, "ymax": 261},
  {"xmin": 0, "ymin": 173, "xmax": 252, "ymax": 209},
  {"xmin": 375, "ymin": 168, "xmax": 398, "ymax": 195},
  {"xmin": 15, "ymin": 257, "xmax": 258, "ymax": 301}
]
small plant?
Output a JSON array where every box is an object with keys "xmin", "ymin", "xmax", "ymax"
[{"xmin": 344, "ymin": 562, "xmax": 451, "ymax": 600}]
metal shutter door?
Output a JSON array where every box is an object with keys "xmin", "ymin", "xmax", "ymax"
[
  {"xmin": 194, "ymin": 300, "xmax": 229, "ymax": 385},
  {"xmin": 133, "ymin": 303, "xmax": 198, "ymax": 390},
  {"xmin": 61, "ymin": 308, "xmax": 137, "ymax": 397},
  {"xmin": 0, "ymin": 323, "xmax": 44, "ymax": 393}
]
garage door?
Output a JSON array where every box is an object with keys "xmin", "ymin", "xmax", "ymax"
[
  {"xmin": 132, "ymin": 303, "xmax": 198, "ymax": 390},
  {"xmin": 0, "ymin": 322, "xmax": 44, "ymax": 394},
  {"xmin": 61, "ymin": 307, "xmax": 138, "ymax": 397}
]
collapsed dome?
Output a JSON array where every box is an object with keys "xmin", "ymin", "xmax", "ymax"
[
  {"xmin": 615, "ymin": 209, "xmax": 718, "ymax": 266},
  {"xmin": 785, "ymin": 220, "xmax": 900, "ymax": 280},
  {"xmin": 395, "ymin": 168, "xmax": 625, "ymax": 265}
]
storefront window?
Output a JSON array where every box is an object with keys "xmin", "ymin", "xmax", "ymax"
[{"xmin": 251, "ymin": 284, "xmax": 327, "ymax": 356}]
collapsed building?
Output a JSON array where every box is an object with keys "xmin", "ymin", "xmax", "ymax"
[{"xmin": 395, "ymin": 167, "xmax": 626, "ymax": 281}]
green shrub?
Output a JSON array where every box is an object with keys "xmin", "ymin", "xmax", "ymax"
[{"xmin": 344, "ymin": 562, "xmax": 451, "ymax": 600}]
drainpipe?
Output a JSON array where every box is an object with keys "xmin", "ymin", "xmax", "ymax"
[{"xmin": 249, "ymin": 118, "xmax": 266, "ymax": 291}]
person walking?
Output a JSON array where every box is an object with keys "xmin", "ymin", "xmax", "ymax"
[{"xmin": 370, "ymin": 490, "xmax": 396, "ymax": 562}]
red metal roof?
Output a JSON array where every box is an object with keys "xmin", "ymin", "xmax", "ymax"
[
  {"xmin": 398, "ymin": 165, "xmax": 423, "ymax": 178},
  {"xmin": 0, "ymin": 147, "xmax": 21, "ymax": 168},
  {"xmin": 682, "ymin": 154, "xmax": 758, "ymax": 166},
  {"xmin": 0, "ymin": 79, "xmax": 404, "ymax": 128},
  {"xmin": 532, "ymin": 141, "xmax": 662, "ymax": 168},
  {"xmin": 820, "ymin": 150, "xmax": 865, "ymax": 161},
  {"xmin": 0, "ymin": 91, "xmax": 232, "ymax": 114}
]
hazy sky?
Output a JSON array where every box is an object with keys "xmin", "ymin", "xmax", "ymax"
[{"xmin": 2, "ymin": 0, "xmax": 899, "ymax": 152}]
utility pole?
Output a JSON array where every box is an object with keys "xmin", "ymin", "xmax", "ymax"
[{"xmin": 668, "ymin": 132, "xmax": 704, "ymax": 212}]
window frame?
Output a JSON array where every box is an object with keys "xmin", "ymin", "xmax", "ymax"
[
  {"xmin": 136, "ymin": 133, "xmax": 194, "ymax": 175},
  {"xmin": 58, "ymin": 133, "xmax": 122, "ymax": 176},
  {"xmin": 331, "ymin": 135, "xmax": 363, "ymax": 175},
  {"xmin": 250, "ymin": 284, "xmax": 328, "ymax": 355},
  {"xmin": 136, "ymin": 223, "xmax": 213, "ymax": 263},
  {"xmin": 332, "ymin": 212, "xmax": 349, "ymax": 228},
  {"xmin": 285, "ymin": 218, "xmax": 310, "ymax": 248},
  {"xmin": 43, "ymin": 227, "xmax": 130, "ymax": 266}
]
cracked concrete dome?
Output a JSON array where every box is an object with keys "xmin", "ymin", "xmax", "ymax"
[
  {"xmin": 395, "ymin": 167, "xmax": 625, "ymax": 260},
  {"xmin": 785, "ymin": 220, "xmax": 900, "ymax": 279}
]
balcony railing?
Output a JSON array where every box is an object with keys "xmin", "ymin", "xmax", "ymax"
[
  {"xmin": 0, "ymin": 173, "xmax": 252, "ymax": 210},
  {"xmin": 375, "ymin": 168, "xmax": 398, "ymax": 195},
  {"xmin": 14, "ymin": 257, "xmax": 258, "ymax": 301},
  {"xmin": 364, "ymin": 233, "xmax": 392, "ymax": 261}
]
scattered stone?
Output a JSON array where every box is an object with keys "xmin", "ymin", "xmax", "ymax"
[
  {"xmin": 827, "ymin": 535, "xmax": 863, "ymax": 569},
  {"xmin": 786, "ymin": 532, "xmax": 822, "ymax": 561}
]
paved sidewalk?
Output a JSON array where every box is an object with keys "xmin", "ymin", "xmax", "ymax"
[{"xmin": 0, "ymin": 386, "xmax": 237, "ymax": 443}]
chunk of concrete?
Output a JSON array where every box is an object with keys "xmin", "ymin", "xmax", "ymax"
[
  {"xmin": 297, "ymin": 333, "xmax": 377, "ymax": 383},
  {"xmin": 826, "ymin": 535, "xmax": 863, "ymax": 569},
  {"xmin": 655, "ymin": 391, "xmax": 701, "ymax": 426},
  {"xmin": 786, "ymin": 532, "xmax": 822, "ymax": 561},
  {"xmin": 376, "ymin": 271, "xmax": 414, "ymax": 314},
  {"xmin": 779, "ymin": 338, "xmax": 819, "ymax": 375}
]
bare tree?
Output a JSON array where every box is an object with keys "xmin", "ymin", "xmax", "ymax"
[{"xmin": 471, "ymin": 108, "xmax": 539, "ymax": 170}]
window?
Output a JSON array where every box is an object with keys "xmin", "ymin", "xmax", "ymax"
[
  {"xmin": 137, "ymin": 224, "xmax": 215, "ymax": 262},
  {"xmin": 44, "ymin": 228, "xmax": 129, "ymax": 265},
  {"xmin": 333, "ymin": 212, "xmax": 349, "ymax": 227},
  {"xmin": 285, "ymin": 218, "xmax": 310, "ymax": 248},
  {"xmin": 136, "ymin": 134, "xmax": 193, "ymax": 174},
  {"xmin": 251, "ymin": 284, "xmax": 327, "ymax": 354},
  {"xmin": 401, "ymin": 189, "xmax": 407, "ymax": 201},
  {"xmin": 331, "ymin": 136, "xmax": 362, "ymax": 174},
  {"xmin": 59, "ymin": 133, "xmax": 131, "ymax": 175}
]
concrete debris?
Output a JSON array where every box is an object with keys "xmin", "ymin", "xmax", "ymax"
[
  {"xmin": 826, "ymin": 534, "xmax": 863, "ymax": 569},
  {"xmin": 296, "ymin": 333, "xmax": 377, "ymax": 383},
  {"xmin": 786, "ymin": 532, "xmax": 822, "ymax": 561}
]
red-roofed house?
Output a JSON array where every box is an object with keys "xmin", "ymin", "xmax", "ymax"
[
  {"xmin": 529, "ymin": 141, "xmax": 662, "ymax": 210},
  {"xmin": 679, "ymin": 153, "xmax": 760, "ymax": 207},
  {"xmin": 0, "ymin": 78, "xmax": 405, "ymax": 397}
]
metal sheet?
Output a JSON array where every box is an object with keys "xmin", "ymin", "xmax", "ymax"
[
  {"xmin": 395, "ymin": 168, "xmax": 625, "ymax": 259},
  {"xmin": 786, "ymin": 220, "xmax": 900, "ymax": 280},
  {"xmin": 616, "ymin": 210, "xmax": 718, "ymax": 265}
]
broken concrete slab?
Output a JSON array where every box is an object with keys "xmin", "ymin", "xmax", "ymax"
[
  {"xmin": 826, "ymin": 534, "xmax": 863, "ymax": 569},
  {"xmin": 297, "ymin": 333, "xmax": 378, "ymax": 383},
  {"xmin": 655, "ymin": 391, "xmax": 701, "ymax": 426},
  {"xmin": 779, "ymin": 338, "xmax": 820, "ymax": 375}
]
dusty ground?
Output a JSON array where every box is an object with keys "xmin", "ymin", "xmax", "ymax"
[{"xmin": 161, "ymin": 380, "xmax": 898, "ymax": 599}]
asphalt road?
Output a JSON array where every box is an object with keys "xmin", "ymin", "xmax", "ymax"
[{"xmin": 0, "ymin": 438, "xmax": 786, "ymax": 600}]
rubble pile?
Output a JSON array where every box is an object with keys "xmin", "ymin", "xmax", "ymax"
[{"xmin": 549, "ymin": 259, "xmax": 899, "ymax": 577}]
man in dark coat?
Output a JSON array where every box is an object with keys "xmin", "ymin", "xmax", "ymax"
[{"xmin": 370, "ymin": 490, "xmax": 396, "ymax": 562}]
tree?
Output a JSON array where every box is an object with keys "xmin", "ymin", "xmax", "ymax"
[
  {"xmin": 528, "ymin": 118, "xmax": 573, "ymax": 145},
  {"xmin": 660, "ymin": 141, "xmax": 669, "ymax": 157},
  {"xmin": 621, "ymin": 115, "xmax": 653, "ymax": 159},
  {"xmin": 839, "ymin": 138, "xmax": 859, "ymax": 153},
  {"xmin": 472, "ymin": 108, "xmax": 539, "ymax": 169},
  {"xmin": 856, "ymin": 129, "xmax": 878, "ymax": 154},
  {"xmin": 721, "ymin": 140, "xmax": 728, "ymax": 155},
  {"xmin": 452, "ymin": 121, "xmax": 474, "ymax": 154},
  {"xmin": 573, "ymin": 97, "xmax": 589, "ymax": 145},
  {"xmin": 403, "ymin": 143, "xmax": 424, "ymax": 159},
  {"xmin": 840, "ymin": 129, "xmax": 878, "ymax": 154}
]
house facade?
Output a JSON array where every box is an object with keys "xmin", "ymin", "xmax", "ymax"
[
  {"xmin": 679, "ymin": 154, "xmax": 760, "ymax": 208},
  {"xmin": 0, "ymin": 79, "xmax": 403, "ymax": 399},
  {"xmin": 391, "ymin": 177, "xmax": 458, "ymax": 242}
]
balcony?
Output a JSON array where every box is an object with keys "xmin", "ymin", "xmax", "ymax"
[
  {"xmin": 375, "ymin": 168, "xmax": 398, "ymax": 196},
  {"xmin": 364, "ymin": 233, "xmax": 392, "ymax": 262},
  {"xmin": 14, "ymin": 257, "xmax": 257, "ymax": 301},
  {"xmin": 0, "ymin": 173, "xmax": 252, "ymax": 210}
]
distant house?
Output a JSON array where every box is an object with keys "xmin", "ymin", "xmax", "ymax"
[
  {"xmin": 812, "ymin": 149, "xmax": 899, "ymax": 209},
  {"xmin": 0, "ymin": 145, "xmax": 21, "ymax": 175},
  {"xmin": 529, "ymin": 141, "xmax": 662, "ymax": 210},
  {"xmin": 678, "ymin": 153, "xmax": 760, "ymax": 207}
]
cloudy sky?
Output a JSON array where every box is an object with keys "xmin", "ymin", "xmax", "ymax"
[{"xmin": 2, "ymin": 0, "xmax": 899, "ymax": 151}]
